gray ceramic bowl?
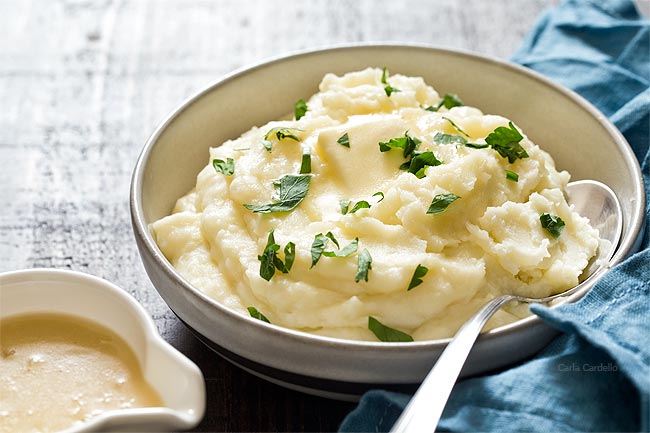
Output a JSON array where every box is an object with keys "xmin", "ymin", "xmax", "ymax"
[{"xmin": 130, "ymin": 44, "xmax": 645, "ymax": 401}]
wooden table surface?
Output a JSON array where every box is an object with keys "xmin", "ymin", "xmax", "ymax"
[{"xmin": 1, "ymin": 1, "xmax": 554, "ymax": 431}]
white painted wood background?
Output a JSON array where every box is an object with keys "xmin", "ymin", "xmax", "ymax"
[{"xmin": 0, "ymin": 0, "xmax": 579, "ymax": 431}]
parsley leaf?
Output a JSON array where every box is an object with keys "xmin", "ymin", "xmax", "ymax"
[
  {"xmin": 262, "ymin": 127, "xmax": 303, "ymax": 151},
  {"xmin": 384, "ymin": 85, "xmax": 400, "ymax": 97},
  {"xmin": 323, "ymin": 237, "xmax": 358, "ymax": 258},
  {"xmin": 342, "ymin": 192, "xmax": 384, "ymax": 214},
  {"xmin": 381, "ymin": 67, "xmax": 389, "ymax": 84},
  {"xmin": 465, "ymin": 141, "xmax": 490, "ymax": 149},
  {"xmin": 540, "ymin": 213, "xmax": 565, "ymax": 239},
  {"xmin": 355, "ymin": 248, "xmax": 372, "ymax": 282},
  {"xmin": 311, "ymin": 233, "xmax": 358, "ymax": 267},
  {"xmin": 264, "ymin": 127, "xmax": 302, "ymax": 142},
  {"xmin": 505, "ymin": 170, "xmax": 519, "ymax": 182},
  {"xmin": 485, "ymin": 122, "xmax": 528, "ymax": 163},
  {"xmin": 403, "ymin": 151, "xmax": 442, "ymax": 178},
  {"xmin": 247, "ymin": 307, "xmax": 270, "ymax": 323},
  {"xmin": 258, "ymin": 229, "xmax": 281, "ymax": 281},
  {"xmin": 433, "ymin": 131, "xmax": 495, "ymax": 152},
  {"xmin": 441, "ymin": 93, "xmax": 463, "ymax": 109},
  {"xmin": 381, "ymin": 67, "xmax": 401, "ymax": 97},
  {"xmin": 436, "ymin": 129, "xmax": 526, "ymax": 154},
  {"xmin": 407, "ymin": 264, "xmax": 428, "ymax": 291},
  {"xmin": 379, "ymin": 132, "xmax": 421, "ymax": 158},
  {"xmin": 349, "ymin": 200, "xmax": 371, "ymax": 213},
  {"xmin": 283, "ymin": 242, "xmax": 296, "ymax": 271},
  {"xmin": 368, "ymin": 316, "xmax": 413, "ymax": 342},
  {"xmin": 212, "ymin": 158, "xmax": 235, "ymax": 176},
  {"xmin": 402, "ymin": 133, "xmax": 420, "ymax": 157},
  {"xmin": 300, "ymin": 150, "xmax": 311, "ymax": 174},
  {"xmin": 337, "ymin": 132, "xmax": 350, "ymax": 148},
  {"xmin": 325, "ymin": 231, "xmax": 339, "ymax": 248},
  {"xmin": 433, "ymin": 132, "xmax": 467, "ymax": 146},
  {"xmin": 294, "ymin": 99, "xmax": 308, "ymax": 120},
  {"xmin": 340, "ymin": 200, "xmax": 350, "ymax": 215},
  {"xmin": 442, "ymin": 117, "xmax": 469, "ymax": 137},
  {"xmin": 257, "ymin": 229, "xmax": 295, "ymax": 280},
  {"xmin": 244, "ymin": 174, "xmax": 311, "ymax": 213},
  {"xmin": 427, "ymin": 193, "xmax": 460, "ymax": 215},
  {"xmin": 310, "ymin": 233, "xmax": 329, "ymax": 268},
  {"xmin": 425, "ymin": 93, "xmax": 464, "ymax": 112}
]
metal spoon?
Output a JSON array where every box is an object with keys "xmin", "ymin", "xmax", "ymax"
[{"xmin": 390, "ymin": 179, "xmax": 623, "ymax": 433}]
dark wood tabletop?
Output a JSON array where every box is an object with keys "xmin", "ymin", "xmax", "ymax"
[{"xmin": 1, "ymin": 1, "xmax": 553, "ymax": 431}]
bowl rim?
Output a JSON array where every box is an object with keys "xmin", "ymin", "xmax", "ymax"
[
  {"xmin": 0, "ymin": 267, "xmax": 206, "ymax": 432},
  {"xmin": 130, "ymin": 42, "xmax": 645, "ymax": 351}
]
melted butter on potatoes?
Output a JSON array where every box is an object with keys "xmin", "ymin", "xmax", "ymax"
[{"xmin": 151, "ymin": 68, "xmax": 599, "ymax": 342}]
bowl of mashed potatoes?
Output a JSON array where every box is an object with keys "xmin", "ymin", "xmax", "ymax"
[{"xmin": 130, "ymin": 44, "xmax": 644, "ymax": 400}]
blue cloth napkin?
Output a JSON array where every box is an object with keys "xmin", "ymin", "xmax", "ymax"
[{"xmin": 340, "ymin": 1, "xmax": 650, "ymax": 431}]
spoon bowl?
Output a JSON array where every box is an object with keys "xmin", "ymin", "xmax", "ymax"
[{"xmin": 390, "ymin": 179, "xmax": 623, "ymax": 433}]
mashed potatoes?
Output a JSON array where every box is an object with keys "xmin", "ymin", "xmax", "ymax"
[{"xmin": 151, "ymin": 68, "xmax": 599, "ymax": 341}]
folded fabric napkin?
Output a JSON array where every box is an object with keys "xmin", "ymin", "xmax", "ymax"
[{"xmin": 340, "ymin": 0, "xmax": 650, "ymax": 431}]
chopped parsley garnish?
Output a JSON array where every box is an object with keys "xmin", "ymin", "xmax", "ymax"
[
  {"xmin": 349, "ymin": 200, "xmax": 371, "ymax": 213},
  {"xmin": 283, "ymin": 242, "xmax": 296, "ymax": 271},
  {"xmin": 310, "ymin": 233, "xmax": 329, "ymax": 268},
  {"xmin": 381, "ymin": 67, "xmax": 401, "ymax": 97},
  {"xmin": 381, "ymin": 67, "xmax": 388, "ymax": 83},
  {"xmin": 258, "ymin": 229, "xmax": 295, "ymax": 281},
  {"xmin": 337, "ymin": 132, "xmax": 350, "ymax": 148},
  {"xmin": 425, "ymin": 93, "xmax": 464, "ymax": 112},
  {"xmin": 300, "ymin": 150, "xmax": 311, "ymax": 174},
  {"xmin": 464, "ymin": 141, "xmax": 490, "ymax": 149},
  {"xmin": 430, "ymin": 121, "xmax": 527, "ymax": 164},
  {"xmin": 294, "ymin": 99, "xmax": 308, "ymax": 120},
  {"xmin": 505, "ymin": 170, "xmax": 519, "ymax": 182},
  {"xmin": 407, "ymin": 264, "xmax": 428, "ymax": 291},
  {"xmin": 540, "ymin": 213, "xmax": 565, "ymax": 239},
  {"xmin": 265, "ymin": 127, "xmax": 302, "ymax": 142},
  {"xmin": 379, "ymin": 132, "xmax": 441, "ymax": 177},
  {"xmin": 355, "ymin": 248, "xmax": 372, "ymax": 282},
  {"xmin": 212, "ymin": 158, "xmax": 234, "ymax": 176},
  {"xmin": 433, "ymin": 132, "xmax": 468, "ymax": 146},
  {"xmin": 384, "ymin": 84, "xmax": 400, "ymax": 97},
  {"xmin": 341, "ymin": 192, "xmax": 384, "ymax": 214},
  {"xmin": 244, "ymin": 174, "xmax": 311, "ymax": 213},
  {"xmin": 402, "ymin": 151, "xmax": 442, "ymax": 178},
  {"xmin": 379, "ymin": 132, "xmax": 421, "ymax": 158},
  {"xmin": 442, "ymin": 117, "xmax": 470, "ymax": 137},
  {"xmin": 247, "ymin": 306, "xmax": 270, "ymax": 323},
  {"xmin": 262, "ymin": 127, "xmax": 303, "ymax": 152},
  {"xmin": 433, "ymin": 131, "xmax": 490, "ymax": 149},
  {"xmin": 485, "ymin": 122, "xmax": 528, "ymax": 163},
  {"xmin": 427, "ymin": 193, "xmax": 460, "ymax": 215},
  {"xmin": 258, "ymin": 231, "xmax": 278, "ymax": 281},
  {"xmin": 323, "ymin": 237, "xmax": 358, "ymax": 258},
  {"xmin": 368, "ymin": 317, "xmax": 413, "ymax": 342},
  {"xmin": 340, "ymin": 200, "xmax": 350, "ymax": 215},
  {"xmin": 325, "ymin": 231, "xmax": 339, "ymax": 248},
  {"xmin": 310, "ymin": 233, "xmax": 358, "ymax": 267}
]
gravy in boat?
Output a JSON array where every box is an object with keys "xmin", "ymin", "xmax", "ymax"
[{"xmin": 0, "ymin": 313, "xmax": 162, "ymax": 433}]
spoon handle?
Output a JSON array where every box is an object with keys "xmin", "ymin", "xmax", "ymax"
[{"xmin": 389, "ymin": 294, "xmax": 515, "ymax": 433}]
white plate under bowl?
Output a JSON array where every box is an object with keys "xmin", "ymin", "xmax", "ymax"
[
  {"xmin": 130, "ymin": 44, "xmax": 645, "ymax": 401},
  {"xmin": 0, "ymin": 268, "xmax": 206, "ymax": 431}
]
